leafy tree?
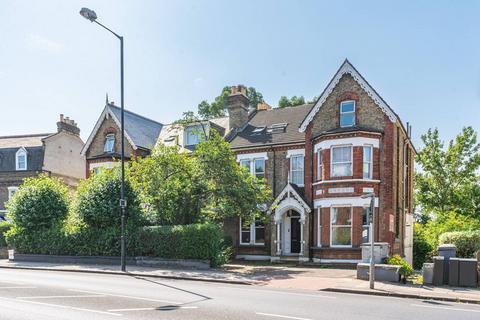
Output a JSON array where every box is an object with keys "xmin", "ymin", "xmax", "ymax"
[
  {"xmin": 416, "ymin": 127, "xmax": 480, "ymax": 219},
  {"xmin": 7, "ymin": 174, "xmax": 69, "ymax": 230},
  {"xmin": 308, "ymin": 96, "xmax": 319, "ymax": 104},
  {"xmin": 197, "ymin": 85, "xmax": 264, "ymax": 119},
  {"xmin": 74, "ymin": 168, "xmax": 143, "ymax": 229},
  {"xmin": 194, "ymin": 131, "xmax": 272, "ymax": 222},
  {"xmin": 129, "ymin": 144, "xmax": 203, "ymax": 225},
  {"xmin": 278, "ymin": 95, "xmax": 306, "ymax": 108}
]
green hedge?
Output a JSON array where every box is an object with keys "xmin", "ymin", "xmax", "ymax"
[
  {"xmin": 0, "ymin": 222, "xmax": 11, "ymax": 247},
  {"xmin": 7, "ymin": 223, "xmax": 226, "ymax": 266},
  {"xmin": 439, "ymin": 230, "xmax": 480, "ymax": 258},
  {"xmin": 138, "ymin": 223, "xmax": 225, "ymax": 265}
]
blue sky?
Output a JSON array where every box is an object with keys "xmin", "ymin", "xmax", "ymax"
[{"xmin": 1, "ymin": 0, "xmax": 479, "ymax": 147}]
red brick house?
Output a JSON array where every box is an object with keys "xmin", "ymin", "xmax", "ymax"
[{"xmin": 225, "ymin": 60, "xmax": 415, "ymax": 264}]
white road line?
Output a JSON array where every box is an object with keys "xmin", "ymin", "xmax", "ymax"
[
  {"xmin": 216, "ymin": 286, "xmax": 335, "ymax": 299},
  {"xmin": 17, "ymin": 294, "xmax": 105, "ymax": 299},
  {"xmin": 68, "ymin": 288, "xmax": 182, "ymax": 304},
  {"xmin": 0, "ymin": 296, "xmax": 122, "ymax": 317},
  {"xmin": 256, "ymin": 312, "xmax": 313, "ymax": 320},
  {"xmin": 0, "ymin": 286, "xmax": 37, "ymax": 289},
  {"xmin": 108, "ymin": 306, "xmax": 198, "ymax": 312},
  {"xmin": 411, "ymin": 304, "xmax": 480, "ymax": 313}
]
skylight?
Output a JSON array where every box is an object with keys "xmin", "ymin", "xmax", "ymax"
[
  {"xmin": 251, "ymin": 126, "xmax": 266, "ymax": 135},
  {"xmin": 267, "ymin": 123, "xmax": 288, "ymax": 134}
]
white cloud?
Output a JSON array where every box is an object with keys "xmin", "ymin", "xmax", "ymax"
[
  {"xmin": 26, "ymin": 34, "xmax": 64, "ymax": 54},
  {"xmin": 194, "ymin": 77, "xmax": 205, "ymax": 88}
]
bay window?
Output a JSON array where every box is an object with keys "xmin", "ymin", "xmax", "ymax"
[
  {"xmin": 331, "ymin": 146, "xmax": 352, "ymax": 177},
  {"xmin": 362, "ymin": 207, "xmax": 371, "ymax": 243},
  {"xmin": 363, "ymin": 146, "xmax": 372, "ymax": 179},
  {"xmin": 317, "ymin": 149, "xmax": 323, "ymax": 180},
  {"xmin": 290, "ymin": 154, "xmax": 304, "ymax": 186},
  {"xmin": 330, "ymin": 206, "xmax": 352, "ymax": 247}
]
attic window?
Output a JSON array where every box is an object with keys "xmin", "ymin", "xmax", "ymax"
[
  {"xmin": 104, "ymin": 134, "xmax": 115, "ymax": 153},
  {"xmin": 251, "ymin": 126, "xmax": 266, "ymax": 135},
  {"xmin": 267, "ymin": 123, "xmax": 288, "ymax": 134}
]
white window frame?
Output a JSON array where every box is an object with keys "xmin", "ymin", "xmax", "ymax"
[
  {"xmin": 104, "ymin": 134, "xmax": 115, "ymax": 153},
  {"xmin": 317, "ymin": 207, "xmax": 322, "ymax": 247},
  {"xmin": 363, "ymin": 145, "xmax": 373, "ymax": 179},
  {"xmin": 330, "ymin": 205, "xmax": 353, "ymax": 248},
  {"xmin": 239, "ymin": 158, "xmax": 265, "ymax": 180},
  {"xmin": 331, "ymin": 145, "xmax": 353, "ymax": 177},
  {"xmin": 290, "ymin": 154, "xmax": 304, "ymax": 186},
  {"xmin": 239, "ymin": 217, "xmax": 265, "ymax": 245},
  {"xmin": 362, "ymin": 207, "xmax": 371, "ymax": 244},
  {"xmin": 184, "ymin": 124, "xmax": 208, "ymax": 146},
  {"xmin": 15, "ymin": 148, "xmax": 27, "ymax": 171},
  {"xmin": 317, "ymin": 149, "xmax": 323, "ymax": 181},
  {"xmin": 340, "ymin": 100, "xmax": 356, "ymax": 127},
  {"xmin": 8, "ymin": 186, "xmax": 18, "ymax": 200}
]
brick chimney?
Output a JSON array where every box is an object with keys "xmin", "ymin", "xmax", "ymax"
[
  {"xmin": 257, "ymin": 102, "xmax": 273, "ymax": 111},
  {"xmin": 57, "ymin": 114, "xmax": 80, "ymax": 136},
  {"xmin": 227, "ymin": 85, "xmax": 249, "ymax": 130}
]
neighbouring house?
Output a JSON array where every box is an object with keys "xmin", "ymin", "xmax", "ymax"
[
  {"xmin": 81, "ymin": 101, "xmax": 163, "ymax": 176},
  {"xmin": 224, "ymin": 60, "xmax": 416, "ymax": 265},
  {"xmin": 83, "ymin": 100, "xmax": 230, "ymax": 174},
  {"xmin": 0, "ymin": 115, "xmax": 85, "ymax": 216}
]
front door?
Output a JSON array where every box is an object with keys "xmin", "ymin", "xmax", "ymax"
[{"xmin": 290, "ymin": 217, "xmax": 301, "ymax": 254}]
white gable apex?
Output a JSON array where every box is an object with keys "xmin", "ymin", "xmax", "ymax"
[{"xmin": 299, "ymin": 60, "xmax": 398, "ymax": 132}]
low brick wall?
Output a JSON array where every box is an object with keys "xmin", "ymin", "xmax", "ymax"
[{"xmin": 11, "ymin": 253, "xmax": 210, "ymax": 269}]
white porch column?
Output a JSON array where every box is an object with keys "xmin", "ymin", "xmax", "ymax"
[
  {"xmin": 300, "ymin": 221, "xmax": 305, "ymax": 255},
  {"xmin": 276, "ymin": 222, "xmax": 281, "ymax": 255}
]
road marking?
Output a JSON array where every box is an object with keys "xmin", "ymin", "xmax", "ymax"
[
  {"xmin": 0, "ymin": 286, "xmax": 37, "ymax": 289},
  {"xmin": 411, "ymin": 304, "xmax": 480, "ymax": 313},
  {"xmin": 216, "ymin": 286, "xmax": 335, "ymax": 299},
  {"xmin": 0, "ymin": 296, "xmax": 122, "ymax": 316},
  {"xmin": 108, "ymin": 306, "xmax": 198, "ymax": 312},
  {"xmin": 256, "ymin": 312, "xmax": 313, "ymax": 320},
  {"xmin": 68, "ymin": 288, "xmax": 182, "ymax": 304},
  {"xmin": 17, "ymin": 294, "xmax": 105, "ymax": 299}
]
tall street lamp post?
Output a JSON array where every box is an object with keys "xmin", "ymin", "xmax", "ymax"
[
  {"xmin": 362, "ymin": 192, "xmax": 376, "ymax": 289},
  {"xmin": 80, "ymin": 7, "xmax": 127, "ymax": 272}
]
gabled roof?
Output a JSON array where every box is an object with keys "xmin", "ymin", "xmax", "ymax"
[
  {"xmin": 229, "ymin": 104, "xmax": 313, "ymax": 149},
  {"xmin": 268, "ymin": 183, "xmax": 311, "ymax": 214},
  {"xmin": 299, "ymin": 59, "xmax": 398, "ymax": 132},
  {"xmin": 0, "ymin": 133, "xmax": 52, "ymax": 148},
  {"xmin": 81, "ymin": 104, "xmax": 163, "ymax": 155}
]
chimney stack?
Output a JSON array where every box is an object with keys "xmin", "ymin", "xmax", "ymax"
[
  {"xmin": 227, "ymin": 85, "xmax": 250, "ymax": 130},
  {"xmin": 257, "ymin": 102, "xmax": 272, "ymax": 111},
  {"xmin": 57, "ymin": 114, "xmax": 80, "ymax": 136}
]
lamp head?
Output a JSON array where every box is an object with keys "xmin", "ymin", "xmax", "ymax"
[{"xmin": 80, "ymin": 8, "xmax": 97, "ymax": 22}]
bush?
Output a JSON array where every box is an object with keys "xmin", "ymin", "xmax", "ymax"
[
  {"xmin": 0, "ymin": 222, "xmax": 11, "ymax": 247},
  {"xmin": 74, "ymin": 168, "xmax": 143, "ymax": 228},
  {"xmin": 439, "ymin": 230, "xmax": 480, "ymax": 258},
  {"xmin": 7, "ymin": 175, "xmax": 69, "ymax": 230},
  {"xmin": 387, "ymin": 254, "xmax": 413, "ymax": 278},
  {"xmin": 138, "ymin": 223, "xmax": 224, "ymax": 266},
  {"xmin": 413, "ymin": 223, "xmax": 433, "ymax": 269}
]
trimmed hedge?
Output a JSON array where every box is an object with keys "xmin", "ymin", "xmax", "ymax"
[
  {"xmin": 0, "ymin": 222, "xmax": 11, "ymax": 247},
  {"xmin": 7, "ymin": 223, "xmax": 225, "ymax": 266},
  {"xmin": 138, "ymin": 223, "xmax": 224, "ymax": 265},
  {"xmin": 438, "ymin": 230, "xmax": 480, "ymax": 258}
]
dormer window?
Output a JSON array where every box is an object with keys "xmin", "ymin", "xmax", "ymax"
[
  {"xmin": 185, "ymin": 125, "xmax": 206, "ymax": 146},
  {"xmin": 15, "ymin": 148, "xmax": 27, "ymax": 171},
  {"xmin": 340, "ymin": 100, "xmax": 355, "ymax": 127},
  {"xmin": 104, "ymin": 134, "xmax": 115, "ymax": 153},
  {"xmin": 251, "ymin": 126, "xmax": 266, "ymax": 135}
]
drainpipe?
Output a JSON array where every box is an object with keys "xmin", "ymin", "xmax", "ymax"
[{"xmin": 309, "ymin": 137, "xmax": 314, "ymax": 261}]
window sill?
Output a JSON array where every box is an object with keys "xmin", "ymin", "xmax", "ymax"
[{"xmin": 239, "ymin": 244, "xmax": 266, "ymax": 248}]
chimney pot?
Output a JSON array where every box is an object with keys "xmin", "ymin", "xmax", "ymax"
[{"xmin": 57, "ymin": 114, "xmax": 80, "ymax": 136}]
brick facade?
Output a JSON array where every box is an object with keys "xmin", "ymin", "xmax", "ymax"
[{"xmin": 226, "ymin": 62, "xmax": 415, "ymax": 263}]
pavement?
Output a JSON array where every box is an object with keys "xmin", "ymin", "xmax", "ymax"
[
  {"xmin": 1, "ymin": 259, "xmax": 479, "ymax": 304},
  {"xmin": 1, "ymin": 267, "xmax": 480, "ymax": 320}
]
